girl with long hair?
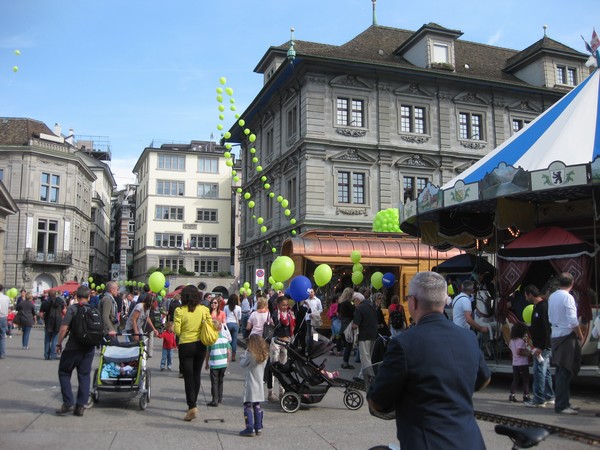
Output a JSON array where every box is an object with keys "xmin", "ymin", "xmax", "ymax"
[
  {"xmin": 224, "ymin": 294, "xmax": 242, "ymax": 361},
  {"xmin": 239, "ymin": 334, "xmax": 269, "ymax": 437}
]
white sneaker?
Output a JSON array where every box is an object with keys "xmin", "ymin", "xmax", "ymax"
[{"xmin": 558, "ymin": 407, "xmax": 578, "ymax": 415}]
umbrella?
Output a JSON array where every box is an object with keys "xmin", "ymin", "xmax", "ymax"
[
  {"xmin": 432, "ymin": 254, "xmax": 495, "ymax": 274},
  {"xmin": 44, "ymin": 280, "xmax": 80, "ymax": 295}
]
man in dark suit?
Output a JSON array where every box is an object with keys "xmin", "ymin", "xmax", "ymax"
[{"xmin": 367, "ymin": 271, "xmax": 491, "ymax": 450}]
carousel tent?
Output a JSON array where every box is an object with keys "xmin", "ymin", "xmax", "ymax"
[{"xmin": 400, "ymin": 68, "xmax": 600, "ymax": 251}]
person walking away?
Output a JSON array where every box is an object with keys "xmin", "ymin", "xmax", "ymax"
[
  {"xmin": 508, "ymin": 322, "xmax": 532, "ymax": 403},
  {"xmin": 205, "ymin": 320, "xmax": 231, "ymax": 406},
  {"xmin": 55, "ymin": 285, "xmax": 96, "ymax": 417},
  {"xmin": 387, "ymin": 294, "xmax": 407, "ymax": 337},
  {"xmin": 524, "ymin": 285, "xmax": 555, "ymax": 407},
  {"xmin": 337, "ymin": 288, "xmax": 356, "ymax": 370},
  {"xmin": 304, "ymin": 289, "xmax": 323, "ymax": 352},
  {"xmin": 352, "ymin": 292, "xmax": 378, "ymax": 390},
  {"xmin": 548, "ymin": 272, "xmax": 584, "ymax": 415},
  {"xmin": 158, "ymin": 321, "xmax": 177, "ymax": 371},
  {"xmin": 39, "ymin": 290, "xmax": 66, "ymax": 360},
  {"xmin": 239, "ymin": 334, "xmax": 269, "ymax": 437},
  {"xmin": 327, "ymin": 294, "xmax": 342, "ymax": 355},
  {"xmin": 16, "ymin": 293, "xmax": 36, "ymax": 349},
  {"xmin": 267, "ymin": 295, "xmax": 295, "ymax": 401},
  {"xmin": 368, "ymin": 271, "xmax": 491, "ymax": 450},
  {"xmin": 100, "ymin": 282, "xmax": 119, "ymax": 341},
  {"xmin": 240, "ymin": 292, "xmax": 253, "ymax": 339},
  {"xmin": 174, "ymin": 286, "xmax": 211, "ymax": 421},
  {"xmin": 0, "ymin": 284, "xmax": 10, "ymax": 359},
  {"xmin": 223, "ymin": 294, "xmax": 242, "ymax": 361}
]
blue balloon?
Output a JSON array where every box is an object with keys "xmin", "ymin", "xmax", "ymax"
[
  {"xmin": 289, "ymin": 276, "xmax": 312, "ymax": 301},
  {"xmin": 382, "ymin": 272, "xmax": 396, "ymax": 289},
  {"xmin": 164, "ymin": 280, "xmax": 170, "ymax": 288}
]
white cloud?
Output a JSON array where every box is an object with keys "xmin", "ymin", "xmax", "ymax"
[
  {"xmin": 109, "ymin": 158, "xmax": 138, "ymax": 190},
  {"xmin": 487, "ymin": 30, "xmax": 503, "ymax": 46}
]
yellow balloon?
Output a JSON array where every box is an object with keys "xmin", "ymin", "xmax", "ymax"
[
  {"xmin": 256, "ymin": 166, "xmax": 263, "ymax": 172},
  {"xmin": 249, "ymin": 134, "xmax": 256, "ymax": 142},
  {"xmin": 244, "ymin": 128, "xmax": 250, "ymax": 135},
  {"xmin": 248, "ymin": 201, "xmax": 255, "ymax": 208},
  {"xmin": 219, "ymin": 77, "xmax": 227, "ymax": 85},
  {"xmin": 217, "ymin": 124, "xmax": 224, "ymax": 130},
  {"xmin": 257, "ymin": 217, "xmax": 264, "ymax": 224},
  {"xmin": 261, "ymin": 226, "xmax": 267, "ymax": 233},
  {"xmin": 12, "ymin": 66, "xmax": 18, "ymax": 72},
  {"xmin": 238, "ymin": 119, "xmax": 245, "ymax": 127},
  {"xmin": 223, "ymin": 151, "xmax": 231, "ymax": 158},
  {"xmin": 218, "ymin": 104, "xmax": 225, "ymax": 112},
  {"xmin": 224, "ymin": 131, "xmax": 231, "ymax": 139},
  {"xmin": 14, "ymin": 49, "xmax": 21, "ymax": 56},
  {"xmin": 225, "ymin": 87, "xmax": 233, "ymax": 96},
  {"xmin": 281, "ymin": 199, "xmax": 289, "ymax": 208}
]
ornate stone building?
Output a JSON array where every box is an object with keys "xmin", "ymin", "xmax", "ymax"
[{"xmin": 229, "ymin": 22, "xmax": 588, "ymax": 283}]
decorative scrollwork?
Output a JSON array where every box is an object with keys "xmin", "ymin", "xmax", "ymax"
[
  {"xmin": 459, "ymin": 140, "xmax": 486, "ymax": 150},
  {"xmin": 400, "ymin": 135, "xmax": 430, "ymax": 144},
  {"xmin": 336, "ymin": 128, "xmax": 367, "ymax": 138},
  {"xmin": 336, "ymin": 207, "xmax": 368, "ymax": 216}
]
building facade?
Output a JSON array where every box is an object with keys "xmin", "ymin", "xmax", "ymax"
[
  {"xmin": 132, "ymin": 140, "xmax": 236, "ymax": 295},
  {"xmin": 111, "ymin": 183, "xmax": 137, "ymax": 281},
  {"xmin": 229, "ymin": 23, "xmax": 589, "ymax": 284},
  {"xmin": 0, "ymin": 118, "xmax": 96, "ymax": 293}
]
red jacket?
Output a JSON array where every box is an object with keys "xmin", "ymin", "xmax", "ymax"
[{"xmin": 158, "ymin": 330, "xmax": 177, "ymax": 349}]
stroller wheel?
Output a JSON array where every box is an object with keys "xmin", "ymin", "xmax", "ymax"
[
  {"xmin": 139, "ymin": 393, "xmax": 148, "ymax": 410},
  {"xmin": 84, "ymin": 393, "xmax": 94, "ymax": 409},
  {"xmin": 145, "ymin": 369, "xmax": 151, "ymax": 404},
  {"xmin": 343, "ymin": 389, "xmax": 364, "ymax": 410},
  {"xmin": 280, "ymin": 392, "xmax": 301, "ymax": 413}
]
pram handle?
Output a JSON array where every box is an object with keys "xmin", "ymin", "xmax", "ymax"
[{"xmin": 273, "ymin": 337, "xmax": 290, "ymax": 346}]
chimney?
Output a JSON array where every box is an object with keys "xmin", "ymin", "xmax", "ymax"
[
  {"xmin": 65, "ymin": 128, "xmax": 75, "ymax": 145},
  {"xmin": 54, "ymin": 123, "xmax": 62, "ymax": 136}
]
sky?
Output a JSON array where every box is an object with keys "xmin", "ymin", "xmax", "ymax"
[{"xmin": 1, "ymin": 0, "xmax": 597, "ymax": 188}]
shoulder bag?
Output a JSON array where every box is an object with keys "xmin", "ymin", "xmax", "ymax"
[
  {"xmin": 199, "ymin": 310, "xmax": 218, "ymax": 346},
  {"xmin": 262, "ymin": 312, "xmax": 276, "ymax": 343}
]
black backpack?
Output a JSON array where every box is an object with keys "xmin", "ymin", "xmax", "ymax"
[
  {"xmin": 47, "ymin": 297, "xmax": 64, "ymax": 331},
  {"xmin": 389, "ymin": 308, "xmax": 407, "ymax": 330},
  {"xmin": 70, "ymin": 303, "xmax": 104, "ymax": 347}
]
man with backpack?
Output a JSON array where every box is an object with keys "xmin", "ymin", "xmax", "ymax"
[
  {"xmin": 39, "ymin": 290, "xmax": 65, "ymax": 360},
  {"xmin": 451, "ymin": 280, "xmax": 487, "ymax": 334},
  {"xmin": 55, "ymin": 285, "xmax": 101, "ymax": 417}
]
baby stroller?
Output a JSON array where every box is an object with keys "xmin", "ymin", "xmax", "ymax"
[
  {"xmin": 87, "ymin": 334, "xmax": 151, "ymax": 410},
  {"xmin": 270, "ymin": 334, "xmax": 365, "ymax": 413}
]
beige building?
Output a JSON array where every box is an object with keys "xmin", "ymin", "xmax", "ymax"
[
  {"xmin": 132, "ymin": 140, "xmax": 237, "ymax": 295},
  {"xmin": 0, "ymin": 181, "xmax": 19, "ymax": 284},
  {"xmin": 0, "ymin": 118, "xmax": 96, "ymax": 292},
  {"xmin": 229, "ymin": 22, "xmax": 588, "ymax": 283},
  {"xmin": 111, "ymin": 183, "xmax": 137, "ymax": 280}
]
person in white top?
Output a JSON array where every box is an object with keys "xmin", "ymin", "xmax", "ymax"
[
  {"xmin": 547, "ymin": 272, "xmax": 584, "ymax": 415},
  {"xmin": 0, "ymin": 284, "xmax": 11, "ymax": 359},
  {"xmin": 304, "ymin": 289, "xmax": 323, "ymax": 351},
  {"xmin": 224, "ymin": 294, "xmax": 242, "ymax": 361}
]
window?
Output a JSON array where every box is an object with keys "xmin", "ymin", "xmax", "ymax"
[
  {"xmin": 0, "ymin": 168, "xmax": 3, "ymax": 181},
  {"xmin": 337, "ymin": 171, "xmax": 366, "ymax": 204},
  {"xmin": 190, "ymin": 234, "xmax": 218, "ymax": 249},
  {"xmin": 128, "ymin": 237, "xmax": 134, "ymax": 248},
  {"xmin": 286, "ymin": 105, "xmax": 298, "ymax": 139},
  {"xmin": 556, "ymin": 65, "xmax": 577, "ymax": 86},
  {"xmin": 155, "ymin": 206, "xmax": 184, "ymax": 221},
  {"xmin": 157, "ymin": 154, "xmax": 185, "ymax": 171},
  {"xmin": 512, "ymin": 119, "xmax": 531, "ymax": 133},
  {"xmin": 154, "ymin": 233, "xmax": 183, "ymax": 248},
  {"xmin": 265, "ymin": 128, "xmax": 274, "ymax": 157},
  {"xmin": 40, "ymin": 172, "xmax": 60, "ymax": 203},
  {"xmin": 433, "ymin": 43, "xmax": 449, "ymax": 63},
  {"xmin": 197, "ymin": 182, "xmax": 218, "ymax": 198},
  {"xmin": 400, "ymin": 105, "xmax": 426, "ymax": 134},
  {"xmin": 403, "ymin": 176, "xmax": 429, "ymax": 202},
  {"xmin": 157, "ymin": 180, "xmax": 184, "ymax": 196},
  {"xmin": 196, "ymin": 209, "xmax": 218, "ymax": 222},
  {"xmin": 128, "ymin": 222, "xmax": 135, "ymax": 233},
  {"xmin": 459, "ymin": 112, "xmax": 483, "ymax": 140},
  {"xmin": 264, "ymin": 191, "xmax": 273, "ymax": 219},
  {"xmin": 37, "ymin": 219, "xmax": 58, "ymax": 256},
  {"xmin": 195, "ymin": 259, "xmax": 219, "ymax": 273},
  {"xmin": 287, "ymin": 177, "xmax": 297, "ymax": 208},
  {"xmin": 159, "ymin": 258, "xmax": 184, "ymax": 271},
  {"xmin": 336, "ymin": 98, "xmax": 364, "ymax": 127},
  {"xmin": 198, "ymin": 157, "xmax": 218, "ymax": 173}
]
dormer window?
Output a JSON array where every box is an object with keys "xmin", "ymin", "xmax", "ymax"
[
  {"xmin": 556, "ymin": 65, "xmax": 577, "ymax": 86},
  {"xmin": 433, "ymin": 42, "xmax": 449, "ymax": 64}
]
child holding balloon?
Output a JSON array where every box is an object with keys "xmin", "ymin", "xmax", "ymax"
[{"xmin": 508, "ymin": 322, "xmax": 532, "ymax": 403}]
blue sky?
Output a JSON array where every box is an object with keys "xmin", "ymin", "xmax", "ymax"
[{"xmin": 1, "ymin": 0, "xmax": 597, "ymax": 188}]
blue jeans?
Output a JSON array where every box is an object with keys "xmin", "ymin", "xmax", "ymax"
[
  {"xmin": 22, "ymin": 325, "xmax": 32, "ymax": 348},
  {"xmin": 227, "ymin": 322, "xmax": 239, "ymax": 356},
  {"xmin": 160, "ymin": 348, "xmax": 173, "ymax": 369},
  {"xmin": 241, "ymin": 313, "xmax": 251, "ymax": 339},
  {"xmin": 531, "ymin": 348, "xmax": 554, "ymax": 404},
  {"xmin": 0, "ymin": 316, "xmax": 7, "ymax": 358},
  {"xmin": 554, "ymin": 365, "xmax": 573, "ymax": 412},
  {"xmin": 58, "ymin": 347, "xmax": 95, "ymax": 407},
  {"xmin": 44, "ymin": 330, "xmax": 59, "ymax": 359}
]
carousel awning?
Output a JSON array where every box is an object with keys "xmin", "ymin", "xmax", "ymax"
[{"xmin": 400, "ymin": 68, "xmax": 600, "ymax": 250}]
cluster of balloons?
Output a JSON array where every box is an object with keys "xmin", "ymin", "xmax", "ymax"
[
  {"xmin": 216, "ymin": 77, "xmax": 299, "ymax": 254},
  {"xmin": 5, "ymin": 287, "xmax": 19, "ymax": 299},
  {"xmin": 350, "ymin": 251, "xmax": 364, "ymax": 285},
  {"xmin": 10, "ymin": 49, "xmax": 20, "ymax": 73},
  {"xmin": 372, "ymin": 208, "xmax": 401, "ymax": 233}
]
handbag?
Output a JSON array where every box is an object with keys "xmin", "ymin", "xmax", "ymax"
[
  {"xmin": 310, "ymin": 311, "xmax": 323, "ymax": 327},
  {"xmin": 221, "ymin": 323, "xmax": 232, "ymax": 342},
  {"xmin": 13, "ymin": 312, "xmax": 22, "ymax": 326},
  {"xmin": 343, "ymin": 322, "xmax": 355, "ymax": 344},
  {"xmin": 199, "ymin": 316, "xmax": 218, "ymax": 346},
  {"xmin": 262, "ymin": 312, "xmax": 276, "ymax": 343}
]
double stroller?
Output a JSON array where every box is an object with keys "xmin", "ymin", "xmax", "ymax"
[
  {"xmin": 88, "ymin": 335, "xmax": 151, "ymax": 410},
  {"xmin": 270, "ymin": 334, "xmax": 364, "ymax": 413}
]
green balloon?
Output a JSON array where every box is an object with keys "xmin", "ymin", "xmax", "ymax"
[
  {"xmin": 224, "ymin": 131, "xmax": 231, "ymax": 139},
  {"xmin": 149, "ymin": 271, "xmax": 166, "ymax": 293},
  {"xmin": 314, "ymin": 264, "xmax": 333, "ymax": 287},
  {"xmin": 256, "ymin": 166, "xmax": 263, "ymax": 172},
  {"xmin": 244, "ymin": 192, "xmax": 251, "ymax": 200},
  {"xmin": 248, "ymin": 201, "xmax": 255, "ymax": 208},
  {"xmin": 236, "ymin": 188, "xmax": 243, "ymax": 193},
  {"xmin": 249, "ymin": 134, "xmax": 256, "ymax": 142},
  {"xmin": 351, "ymin": 250, "xmax": 361, "ymax": 264},
  {"xmin": 223, "ymin": 151, "xmax": 231, "ymax": 158},
  {"xmin": 353, "ymin": 263, "xmax": 363, "ymax": 273},
  {"xmin": 269, "ymin": 192, "xmax": 275, "ymax": 198},
  {"xmin": 216, "ymin": 87, "xmax": 223, "ymax": 94},
  {"xmin": 257, "ymin": 217, "xmax": 264, "ymax": 224},
  {"xmin": 277, "ymin": 196, "xmax": 283, "ymax": 203},
  {"xmin": 522, "ymin": 304, "xmax": 534, "ymax": 324},
  {"xmin": 260, "ymin": 225, "xmax": 267, "ymax": 233},
  {"xmin": 233, "ymin": 176, "xmax": 239, "ymax": 182},
  {"xmin": 219, "ymin": 77, "xmax": 226, "ymax": 85},
  {"xmin": 261, "ymin": 176, "xmax": 267, "ymax": 182},
  {"xmin": 264, "ymin": 183, "xmax": 270, "ymax": 189},
  {"xmin": 352, "ymin": 271, "xmax": 364, "ymax": 285},
  {"xmin": 271, "ymin": 256, "xmax": 295, "ymax": 282},
  {"xmin": 217, "ymin": 95, "xmax": 223, "ymax": 102},
  {"xmin": 225, "ymin": 87, "xmax": 233, "ymax": 96},
  {"xmin": 290, "ymin": 218, "xmax": 296, "ymax": 224},
  {"xmin": 244, "ymin": 128, "xmax": 251, "ymax": 135},
  {"xmin": 284, "ymin": 209, "xmax": 291, "ymax": 216},
  {"xmin": 252, "ymin": 157, "xmax": 258, "ymax": 163},
  {"xmin": 238, "ymin": 119, "xmax": 245, "ymax": 127},
  {"xmin": 371, "ymin": 271, "xmax": 384, "ymax": 290},
  {"xmin": 218, "ymin": 104, "xmax": 225, "ymax": 112},
  {"xmin": 281, "ymin": 199, "xmax": 289, "ymax": 208}
]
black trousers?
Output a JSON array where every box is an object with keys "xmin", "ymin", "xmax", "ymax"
[
  {"xmin": 210, "ymin": 367, "xmax": 226, "ymax": 403},
  {"xmin": 178, "ymin": 341, "xmax": 206, "ymax": 408}
]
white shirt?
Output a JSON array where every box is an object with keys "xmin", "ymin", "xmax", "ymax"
[
  {"xmin": 451, "ymin": 293, "xmax": 472, "ymax": 330},
  {"xmin": 548, "ymin": 288, "xmax": 579, "ymax": 338},
  {"xmin": 0, "ymin": 292, "xmax": 9, "ymax": 316},
  {"xmin": 305, "ymin": 296, "xmax": 323, "ymax": 322},
  {"xmin": 224, "ymin": 305, "xmax": 242, "ymax": 323}
]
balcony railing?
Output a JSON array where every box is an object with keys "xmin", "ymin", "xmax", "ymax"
[{"xmin": 24, "ymin": 249, "xmax": 73, "ymax": 266}]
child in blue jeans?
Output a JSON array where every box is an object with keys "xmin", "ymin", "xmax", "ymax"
[{"xmin": 158, "ymin": 321, "xmax": 177, "ymax": 371}]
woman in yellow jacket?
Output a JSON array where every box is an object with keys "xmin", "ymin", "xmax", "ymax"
[{"xmin": 174, "ymin": 285, "xmax": 212, "ymax": 421}]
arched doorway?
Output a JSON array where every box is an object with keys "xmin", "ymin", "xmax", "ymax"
[
  {"xmin": 212, "ymin": 285, "xmax": 229, "ymax": 298},
  {"xmin": 34, "ymin": 273, "xmax": 55, "ymax": 296}
]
